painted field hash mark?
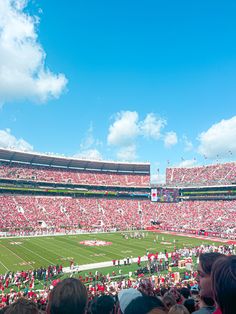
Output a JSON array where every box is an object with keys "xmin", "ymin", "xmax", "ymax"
[
  {"xmin": 19, "ymin": 261, "xmax": 35, "ymax": 266},
  {"xmin": 80, "ymin": 240, "xmax": 112, "ymax": 247},
  {"xmin": 60, "ymin": 257, "xmax": 74, "ymax": 261},
  {"xmin": 91, "ymin": 253, "xmax": 106, "ymax": 257}
]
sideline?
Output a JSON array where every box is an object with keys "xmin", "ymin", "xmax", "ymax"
[{"xmin": 152, "ymin": 230, "xmax": 235, "ymax": 244}]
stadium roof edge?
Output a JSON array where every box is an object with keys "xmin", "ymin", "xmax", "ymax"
[
  {"xmin": 166, "ymin": 161, "xmax": 236, "ymax": 169},
  {"xmin": 0, "ymin": 148, "xmax": 150, "ymax": 173}
]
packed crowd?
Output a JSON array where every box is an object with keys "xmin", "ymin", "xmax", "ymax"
[
  {"xmin": 0, "ymin": 162, "xmax": 150, "ymax": 187},
  {"xmin": 0, "ymin": 265, "xmax": 63, "ymax": 292},
  {"xmin": 166, "ymin": 162, "xmax": 236, "ymax": 187},
  {"xmin": 0, "ymin": 244, "xmax": 235, "ymax": 314},
  {"xmin": 0, "ymin": 196, "xmax": 236, "ymax": 238},
  {"xmin": 142, "ymin": 200, "xmax": 236, "ymax": 237}
]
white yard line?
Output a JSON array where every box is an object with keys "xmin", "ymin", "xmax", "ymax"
[
  {"xmin": 21, "ymin": 245, "xmax": 54, "ymax": 265},
  {"xmin": 0, "ymin": 259, "xmax": 9, "ymax": 272},
  {"xmin": 0, "ymin": 243, "xmax": 33, "ymax": 269},
  {"xmin": 36, "ymin": 237, "xmax": 97, "ymax": 264}
]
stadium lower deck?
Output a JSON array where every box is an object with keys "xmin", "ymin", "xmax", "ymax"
[{"xmin": 0, "ymin": 195, "xmax": 235, "ymax": 238}]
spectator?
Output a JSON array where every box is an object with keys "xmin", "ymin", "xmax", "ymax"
[
  {"xmin": 183, "ymin": 299, "xmax": 196, "ymax": 313},
  {"xmin": 211, "ymin": 255, "xmax": 236, "ymax": 314},
  {"xmin": 46, "ymin": 278, "xmax": 88, "ymax": 314},
  {"xmin": 90, "ymin": 295, "xmax": 115, "ymax": 314},
  {"xmin": 124, "ymin": 295, "xmax": 167, "ymax": 314},
  {"xmin": 5, "ymin": 298, "xmax": 39, "ymax": 314},
  {"xmin": 197, "ymin": 253, "xmax": 223, "ymax": 300},
  {"xmin": 168, "ymin": 304, "xmax": 190, "ymax": 314},
  {"xmin": 162, "ymin": 293, "xmax": 177, "ymax": 311},
  {"xmin": 192, "ymin": 296, "xmax": 215, "ymax": 314},
  {"xmin": 118, "ymin": 288, "xmax": 142, "ymax": 314},
  {"xmin": 180, "ymin": 288, "xmax": 191, "ymax": 302}
]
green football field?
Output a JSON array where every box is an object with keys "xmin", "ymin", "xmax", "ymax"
[{"xmin": 0, "ymin": 232, "xmax": 224, "ymax": 273}]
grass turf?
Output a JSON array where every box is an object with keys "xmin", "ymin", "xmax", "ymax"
[{"xmin": 0, "ymin": 231, "xmax": 224, "ymax": 274}]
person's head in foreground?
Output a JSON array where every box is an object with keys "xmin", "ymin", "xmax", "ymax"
[
  {"xmin": 118, "ymin": 288, "xmax": 142, "ymax": 314},
  {"xmin": 183, "ymin": 299, "xmax": 195, "ymax": 313},
  {"xmin": 5, "ymin": 298, "xmax": 39, "ymax": 314},
  {"xmin": 90, "ymin": 295, "xmax": 115, "ymax": 314},
  {"xmin": 162, "ymin": 293, "xmax": 176, "ymax": 311},
  {"xmin": 197, "ymin": 252, "xmax": 223, "ymax": 300},
  {"xmin": 124, "ymin": 295, "xmax": 167, "ymax": 314},
  {"xmin": 46, "ymin": 278, "xmax": 88, "ymax": 314},
  {"xmin": 211, "ymin": 255, "xmax": 236, "ymax": 314},
  {"xmin": 168, "ymin": 304, "xmax": 190, "ymax": 314}
]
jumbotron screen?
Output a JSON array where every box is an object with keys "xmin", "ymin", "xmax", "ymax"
[{"xmin": 151, "ymin": 188, "xmax": 179, "ymax": 202}]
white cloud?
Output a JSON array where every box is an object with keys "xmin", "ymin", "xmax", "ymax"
[
  {"xmin": 107, "ymin": 110, "xmax": 175, "ymax": 160},
  {"xmin": 198, "ymin": 116, "xmax": 236, "ymax": 159},
  {"xmin": 80, "ymin": 123, "xmax": 95, "ymax": 150},
  {"xmin": 164, "ymin": 131, "xmax": 178, "ymax": 148},
  {"xmin": 74, "ymin": 149, "xmax": 102, "ymax": 160},
  {"xmin": 140, "ymin": 113, "xmax": 166, "ymax": 139},
  {"xmin": 176, "ymin": 159, "xmax": 197, "ymax": 168},
  {"xmin": 0, "ymin": 0, "xmax": 67, "ymax": 105},
  {"xmin": 107, "ymin": 111, "xmax": 139, "ymax": 146},
  {"xmin": 107, "ymin": 111, "xmax": 168, "ymax": 148},
  {"xmin": 75, "ymin": 124, "xmax": 103, "ymax": 160},
  {"xmin": 117, "ymin": 144, "xmax": 137, "ymax": 161},
  {"xmin": 0, "ymin": 129, "xmax": 33, "ymax": 151},
  {"xmin": 183, "ymin": 135, "xmax": 193, "ymax": 151}
]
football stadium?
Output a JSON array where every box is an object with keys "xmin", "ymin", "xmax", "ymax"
[
  {"xmin": 0, "ymin": 147, "xmax": 235, "ymax": 312},
  {"xmin": 1, "ymin": 0, "xmax": 236, "ymax": 312}
]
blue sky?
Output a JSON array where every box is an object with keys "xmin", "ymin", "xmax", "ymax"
[{"xmin": 0, "ymin": 0, "xmax": 236, "ymax": 182}]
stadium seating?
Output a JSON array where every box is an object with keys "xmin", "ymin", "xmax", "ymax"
[
  {"xmin": 0, "ymin": 161, "xmax": 150, "ymax": 187},
  {"xmin": 166, "ymin": 162, "xmax": 236, "ymax": 186},
  {"xmin": 0, "ymin": 195, "xmax": 235, "ymax": 237},
  {"xmin": 142, "ymin": 200, "xmax": 236, "ymax": 236}
]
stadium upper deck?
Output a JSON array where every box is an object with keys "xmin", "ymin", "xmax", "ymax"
[
  {"xmin": 0, "ymin": 148, "xmax": 150, "ymax": 188},
  {"xmin": 166, "ymin": 162, "xmax": 236, "ymax": 187}
]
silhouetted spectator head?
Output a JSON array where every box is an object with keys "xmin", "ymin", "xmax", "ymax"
[
  {"xmin": 90, "ymin": 295, "xmax": 115, "ymax": 314},
  {"xmin": 183, "ymin": 299, "xmax": 195, "ymax": 313},
  {"xmin": 160, "ymin": 288, "xmax": 168, "ymax": 297},
  {"xmin": 212, "ymin": 255, "xmax": 236, "ymax": 314},
  {"xmin": 46, "ymin": 278, "xmax": 88, "ymax": 314},
  {"xmin": 118, "ymin": 288, "xmax": 142, "ymax": 313},
  {"xmin": 180, "ymin": 288, "xmax": 190, "ymax": 301},
  {"xmin": 5, "ymin": 298, "xmax": 39, "ymax": 314},
  {"xmin": 124, "ymin": 295, "xmax": 167, "ymax": 314},
  {"xmin": 197, "ymin": 252, "xmax": 223, "ymax": 299}
]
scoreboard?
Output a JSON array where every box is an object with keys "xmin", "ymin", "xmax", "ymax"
[{"xmin": 151, "ymin": 188, "xmax": 179, "ymax": 202}]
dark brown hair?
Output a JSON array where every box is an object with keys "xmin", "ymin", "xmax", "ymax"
[
  {"xmin": 47, "ymin": 278, "xmax": 88, "ymax": 314},
  {"xmin": 212, "ymin": 255, "xmax": 236, "ymax": 314},
  {"xmin": 199, "ymin": 252, "xmax": 224, "ymax": 275},
  {"xmin": 5, "ymin": 298, "xmax": 39, "ymax": 314}
]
